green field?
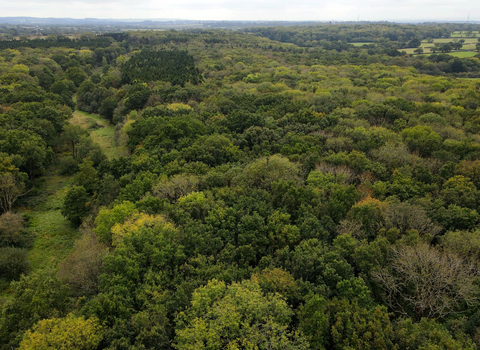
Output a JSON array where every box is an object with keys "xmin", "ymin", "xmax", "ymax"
[
  {"xmin": 413, "ymin": 37, "xmax": 479, "ymax": 56},
  {"xmin": 350, "ymin": 42, "xmax": 373, "ymax": 46},
  {"xmin": 447, "ymin": 51, "xmax": 478, "ymax": 58},
  {"xmin": 451, "ymin": 31, "xmax": 479, "ymax": 37}
]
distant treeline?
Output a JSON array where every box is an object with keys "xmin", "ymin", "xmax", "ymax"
[{"xmin": 0, "ymin": 36, "xmax": 114, "ymax": 49}]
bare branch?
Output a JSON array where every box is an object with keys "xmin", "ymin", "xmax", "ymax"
[{"xmin": 373, "ymin": 243, "xmax": 479, "ymax": 320}]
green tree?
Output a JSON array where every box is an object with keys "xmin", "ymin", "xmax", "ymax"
[
  {"xmin": 74, "ymin": 158, "xmax": 98, "ymax": 194},
  {"xmin": 401, "ymin": 125, "xmax": 442, "ymax": 157},
  {"xmin": 0, "ymin": 247, "xmax": 28, "ymax": 281},
  {"xmin": 395, "ymin": 318, "xmax": 475, "ymax": 349},
  {"xmin": 328, "ymin": 299, "xmax": 395, "ymax": 350},
  {"xmin": 441, "ymin": 175, "xmax": 478, "ymax": 209},
  {"xmin": 0, "ymin": 271, "xmax": 70, "ymax": 350},
  {"xmin": 175, "ymin": 279, "xmax": 308, "ymax": 350},
  {"xmin": 61, "ymin": 186, "xmax": 91, "ymax": 226},
  {"xmin": 65, "ymin": 67, "xmax": 87, "ymax": 87},
  {"xmin": 62, "ymin": 124, "xmax": 88, "ymax": 159},
  {"xmin": 235, "ymin": 154, "xmax": 301, "ymax": 189},
  {"xmin": 94, "ymin": 201, "xmax": 136, "ymax": 243}
]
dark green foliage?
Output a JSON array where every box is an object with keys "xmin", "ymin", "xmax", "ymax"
[
  {"xmin": 121, "ymin": 49, "xmax": 202, "ymax": 86},
  {"xmin": 0, "ymin": 247, "xmax": 29, "ymax": 281},
  {"xmin": 61, "ymin": 186, "xmax": 91, "ymax": 226},
  {"xmin": 123, "ymin": 83, "xmax": 151, "ymax": 111},
  {"xmin": 0, "ymin": 36, "xmax": 113, "ymax": 50},
  {"xmin": 0, "ymin": 271, "xmax": 70, "ymax": 350}
]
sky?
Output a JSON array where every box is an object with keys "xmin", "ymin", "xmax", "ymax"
[{"xmin": 1, "ymin": 0, "xmax": 479, "ymax": 22}]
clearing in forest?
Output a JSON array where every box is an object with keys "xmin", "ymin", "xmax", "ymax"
[{"xmin": 71, "ymin": 110, "xmax": 122, "ymax": 160}]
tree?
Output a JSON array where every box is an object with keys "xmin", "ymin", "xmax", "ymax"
[
  {"xmin": 0, "ymin": 173, "xmax": 27, "ymax": 213},
  {"xmin": 0, "ymin": 211, "xmax": 25, "ymax": 247},
  {"xmin": 19, "ymin": 314, "xmax": 103, "ymax": 350},
  {"xmin": 74, "ymin": 158, "xmax": 98, "ymax": 193},
  {"xmin": 94, "ymin": 201, "xmax": 136, "ymax": 243},
  {"xmin": 401, "ymin": 125, "xmax": 442, "ymax": 157},
  {"xmin": 65, "ymin": 67, "xmax": 87, "ymax": 87},
  {"xmin": 61, "ymin": 186, "xmax": 90, "ymax": 226},
  {"xmin": 19, "ymin": 136, "xmax": 50, "ymax": 180},
  {"xmin": 440, "ymin": 43, "xmax": 453, "ymax": 53},
  {"xmin": 0, "ymin": 271, "xmax": 70, "ymax": 349},
  {"xmin": 395, "ymin": 318, "xmax": 475, "ymax": 350},
  {"xmin": 407, "ymin": 38, "xmax": 421, "ymax": 48},
  {"xmin": 0, "ymin": 247, "xmax": 29, "ymax": 281},
  {"xmin": 328, "ymin": 299, "xmax": 395, "ymax": 350},
  {"xmin": 123, "ymin": 83, "xmax": 151, "ymax": 111},
  {"xmin": 413, "ymin": 47, "xmax": 424, "ymax": 54},
  {"xmin": 62, "ymin": 124, "xmax": 88, "ymax": 159},
  {"xmin": 441, "ymin": 175, "xmax": 478, "ymax": 209},
  {"xmin": 235, "ymin": 154, "xmax": 301, "ymax": 189},
  {"xmin": 374, "ymin": 243, "xmax": 479, "ymax": 320},
  {"xmin": 57, "ymin": 230, "xmax": 107, "ymax": 297},
  {"xmin": 175, "ymin": 279, "xmax": 308, "ymax": 350}
]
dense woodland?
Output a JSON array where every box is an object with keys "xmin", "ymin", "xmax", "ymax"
[{"xmin": 2, "ymin": 23, "xmax": 480, "ymax": 349}]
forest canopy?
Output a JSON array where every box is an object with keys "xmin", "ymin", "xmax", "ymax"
[{"xmin": 1, "ymin": 22, "xmax": 480, "ymax": 350}]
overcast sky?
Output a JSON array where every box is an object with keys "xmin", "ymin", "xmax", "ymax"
[{"xmin": 1, "ymin": 0, "xmax": 479, "ymax": 22}]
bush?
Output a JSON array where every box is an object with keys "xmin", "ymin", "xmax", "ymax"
[
  {"xmin": 0, "ymin": 247, "xmax": 29, "ymax": 281},
  {"xmin": 58, "ymin": 156, "xmax": 78, "ymax": 175},
  {"xmin": 0, "ymin": 212, "xmax": 25, "ymax": 247}
]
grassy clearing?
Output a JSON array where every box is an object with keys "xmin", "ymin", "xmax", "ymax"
[
  {"xmin": 1, "ymin": 110, "xmax": 124, "ymax": 302},
  {"xmin": 24, "ymin": 169, "xmax": 80, "ymax": 271},
  {"xmin": 350, "ymin": 42, "xmax": 372, "ymax": 46},
  {"xmin": 71, "ymin": 110, "xmax": 126, "ymax": 160},
  {"xmin": 402, "ymin": 48, "xmax": 418, "ymax": 54},
  {"xmin": 420, "ymin": 38, "xmax": 478, "ymax": 48},
  {"xmin": 451, "ymin": 31, "xmax": 479, "ymax": 37},
  {"xmin": 447, "ymin": 51, "xmax": 478, "ymax": 58}
]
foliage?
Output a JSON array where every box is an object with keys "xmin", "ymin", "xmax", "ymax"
[
  {"xmin": 175, "ymin": 279, "xmax": 308, "ymax": 350},
  {"xmin": 121, "ymin": 49, "xmax": 202, "ymax": 86},
  {"xmin": 0, "ymin": 247, "xmax": 29, "ymax": 281},
  {"xmin": 19, "ymin": 314, "xmax": 103, "ymax": 350},
  {"xmin": 3, "ymin": 22, "xmax": 480, "ymax": 350},
  {"xmin": 0, "ymin": 271, "xmax": 70, "ymax": 349},
  {"xmin": 61, "ymin": 186, "xmax": 91, "ymax": 226}
]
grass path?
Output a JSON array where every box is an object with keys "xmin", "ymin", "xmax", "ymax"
[
  {"xmin": 24, "ymin": 112, "xmax": 117, "ymax": 272},
  {"xmin": 25, "ymin": 169, "xmax": 79, "ymax": 270},
  {"xmin": 1, "ymin": 111, "xmax": 116, "ymax": 300},
  {"xmin": 71, "ymin": 110, "xmax": 124, "ymax": 160}
]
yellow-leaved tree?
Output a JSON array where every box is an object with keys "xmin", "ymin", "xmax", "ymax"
[{"xmin": 19, "ymin": 314, "xmax": 103, "ymax": 350}]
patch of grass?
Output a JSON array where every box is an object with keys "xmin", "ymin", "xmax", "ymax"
[
  {"xmin": 71, "ymin": 110, "xmax": 125, "ymax": 160},
  {"xmin": 451, "ymin": 31, "xmax": 479, "ymax": 38},
  {"xmin": 447, "ymin": 51, "xmax": 478, "ymax": 58},
  {"xmin": 23, "ymin": 169, "xmax": 80, "ymax": 271},
  {"xmin": 402, "ymin": 48, "xmax": 418, "ymax": 54},
  {"xmin": 350, "ymin": 42, "xmax": 373, "ymax": 46}
]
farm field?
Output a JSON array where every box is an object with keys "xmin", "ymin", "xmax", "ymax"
[
  {"xmin": 351, "ymin": 42, "xmax": 372, "ymax": 46},
  {"xmin": 447, "ymin": 51, "xmax": 478, "ymax": 58},
  {"xmin": 451, "ymin": 30, "xmax": 480, "ymax": 37}
]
